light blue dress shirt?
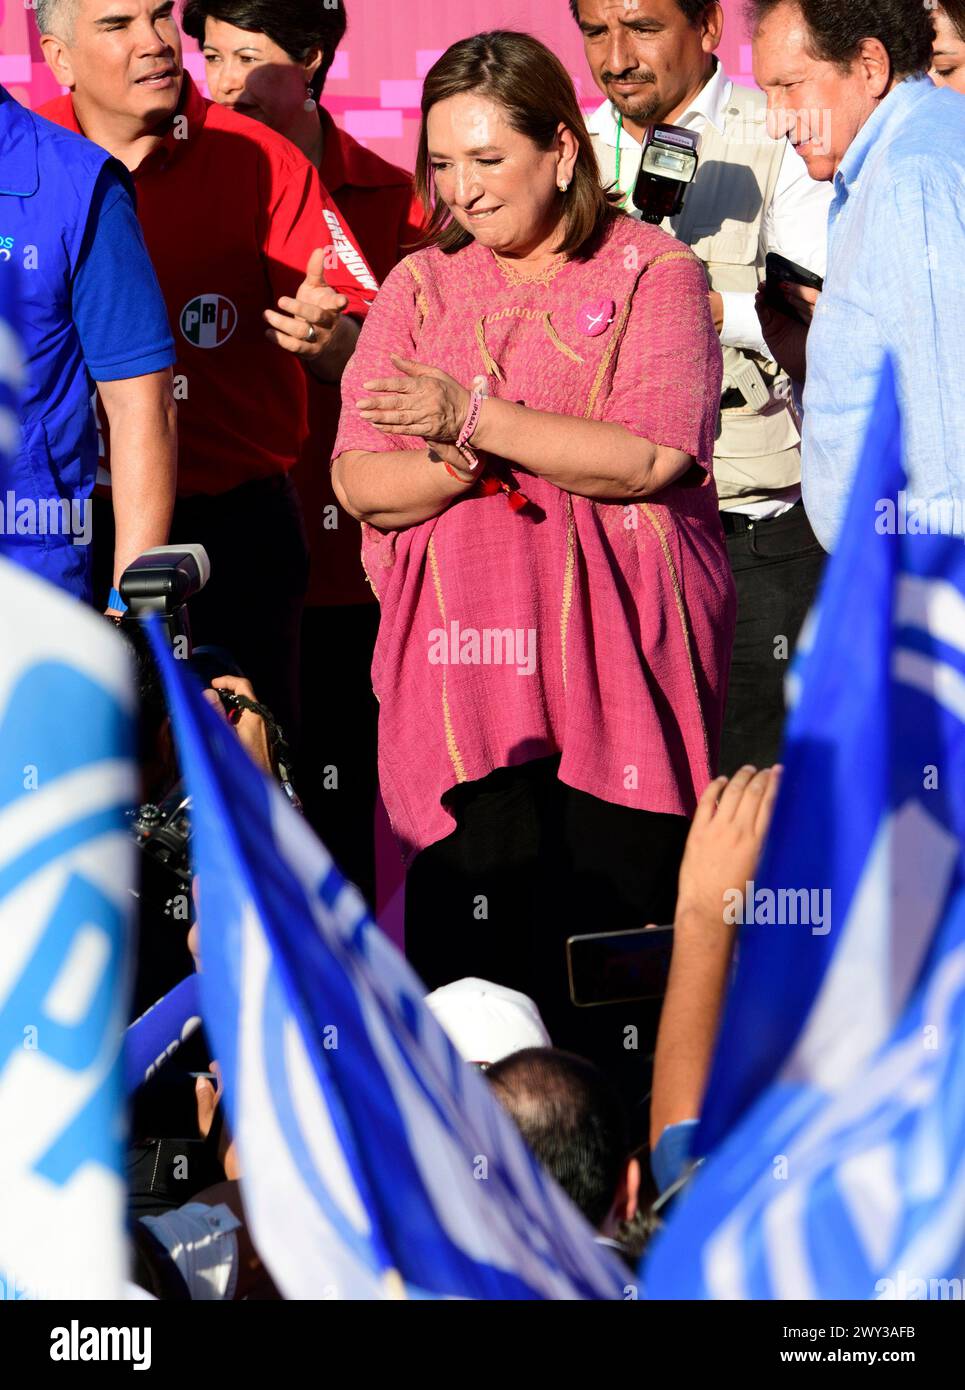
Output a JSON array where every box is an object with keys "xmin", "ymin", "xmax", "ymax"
[{"xmin": 802, "ymin": 77, "xmax": 965, "ymax": 551}]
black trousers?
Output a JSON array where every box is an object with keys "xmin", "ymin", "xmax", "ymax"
[
  {"xmin": 94, "ymin": 476, "xmax": 309, "ymax": 742},
  {"xmin": 298, "ymin": 602, "xmax": 380, "ymax": 908},
  {"xmin": 718, "ymin": 501, "xmax": 825, "ymax": 775},
  {"xmin": 404, "ymin": 757, "xmax": 690, "ymax": 1142}
]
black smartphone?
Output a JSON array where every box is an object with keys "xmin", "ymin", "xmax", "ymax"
[
  {"xmin": 764, "ymin": 251, "xmax": 824, "ymax": 324},
  {"xmin": 566, "ymin": 925, "xmax": 674, "ymax": 1007}
]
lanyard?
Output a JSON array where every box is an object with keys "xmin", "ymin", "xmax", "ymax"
[{"xmin": 613, "ymin": 111, "xmax": 645, "ymax": 207}]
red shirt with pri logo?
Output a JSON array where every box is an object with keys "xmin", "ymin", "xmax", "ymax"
[{"xmin": 41, "ymin": 75, "xmax": 377, "ymax": 496}]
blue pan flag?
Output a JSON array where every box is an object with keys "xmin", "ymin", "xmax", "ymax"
[
  {"xmin": 0, "ymin": 272, "xmax": 137, "ymax": 1298},
  {"xmin": 150, "ymin": 628, "xmax": 629, "ymax": 1300},
  {"xmin": 645, "ymin": 358, "xmax": 965, "ymax": 1298}
]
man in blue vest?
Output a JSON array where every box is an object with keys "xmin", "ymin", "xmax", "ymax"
[{"xmin": 0, "ymin": 85, "xmax": 176, "ymax": 608}]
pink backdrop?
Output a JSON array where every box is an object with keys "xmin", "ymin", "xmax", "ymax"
[{"xmin": 3, "ymin": 0, "xmax": 753, "ymax": 168}]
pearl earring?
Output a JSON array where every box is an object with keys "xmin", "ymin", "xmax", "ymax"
[
  {"xmin": 304, "ymin": 84, "xmax": 317, "ymax": 112},
  {"xmin": 558, "ymin": 179, "xmax": 569, "ymax": 192}
]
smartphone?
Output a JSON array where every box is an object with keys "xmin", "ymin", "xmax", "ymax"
[
  {"xmin": 764, "ymin": 251, "xmax": 824, "ymax": 324},
  {"xmin": 566, "ymin": 925, "xmax": 674, "ymax": 1007}
]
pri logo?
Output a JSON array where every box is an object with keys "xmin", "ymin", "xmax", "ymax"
[{"xmin": 180, "ymin": 293, "xmax": 237, "ymax": 348}]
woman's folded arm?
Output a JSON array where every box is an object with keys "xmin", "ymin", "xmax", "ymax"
[
  {"xmin": 471, "ymin": 397, "xmax": 697, "ymax": 499},
  {"xmin": 332, "ymin": 444, "xmax": 474, "ymax": 530},
  {"xmin": 333, "ymin": 406, "xmax": 696, "ymax": 529}
]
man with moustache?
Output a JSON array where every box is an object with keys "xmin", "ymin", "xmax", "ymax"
[
  {"xmin": 37, "ymin": 0, "xmax": 376, "ymax": 736},
  {"xmin": 572, "ymin": 0, "xmax": 833, "ymax": 772}
]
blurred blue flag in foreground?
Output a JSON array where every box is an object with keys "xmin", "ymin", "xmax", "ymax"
[
  {"xmin": 0, "ymin": 272, "xmax": 136, "ymax": 1299},
  {"xmin": 0, "ymin": 278, "xmax": 137, "ymax": 1299},
  {"xmin": 151, "ymin": 631, "xmax": 627, "ymax": 1300},
  {"xmin": 645, "ymin": 358, "xmax": 965, "ymax": 1299},
  {"xmin": 0, "ymin": 563, "xmax": 137, "ymax": 1302}
]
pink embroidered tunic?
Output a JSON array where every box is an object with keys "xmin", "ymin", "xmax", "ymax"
[{"xmin": 333, "ymin": 214, "xmax": 736, "ymax": 864}]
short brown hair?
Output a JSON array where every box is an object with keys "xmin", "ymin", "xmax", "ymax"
[
  {"xmin": 744, "ymin": 0, "xmax": 935, "ymax": 77},
  {"xmin": 414, "ymin": 30, "xmax": 622, "ymax": 258}
]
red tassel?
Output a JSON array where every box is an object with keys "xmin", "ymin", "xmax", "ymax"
[{"xmin": 473, "ymin": 471, "xmax": 529, "ymax": 515}]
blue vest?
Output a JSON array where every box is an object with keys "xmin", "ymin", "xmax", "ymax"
[{"xmin": 0, "ymin": 86, "xmax": 122, "ymax": 600}]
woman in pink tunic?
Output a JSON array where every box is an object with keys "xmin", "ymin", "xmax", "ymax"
[{"xmin": 333, "ymin": 31, "xmax": 735, "ymax": 1092}]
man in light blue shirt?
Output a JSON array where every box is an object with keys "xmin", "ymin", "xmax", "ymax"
[{"xmin": 749, "ymin": 0, "xmax": 965, "ymax": 551}]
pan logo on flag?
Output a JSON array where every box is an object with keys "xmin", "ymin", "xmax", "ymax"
[
  {"xmin": 180, "ymin": 293, "xmax": 237, "ymax": 348},
  {"xmin": 0, "ymin": 659, "xmax": 133, "ymax": 1190}
]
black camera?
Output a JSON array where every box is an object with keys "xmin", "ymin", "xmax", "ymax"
[
  {"xmin": 119, "ymin": 543, "xmax": 211, "ymax": 650},
  {"xmin": 129, "ymin": 789, "xmax": 192, "ymax": 915},
  {"xmin": 120, "ymin": 546, "xmax": 214, "ymax": 1016},
  {"xmin": 119, "ymin": 544, "xmax": 294, "ymax": 1014},
  {"xmin": 632, "ymin": 123, "xmax": 700, "ymax": 224}
]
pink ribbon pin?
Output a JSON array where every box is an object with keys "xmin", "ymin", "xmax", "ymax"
[{"xmin": 577, "ymin": 297, "xmax": 615, "ymax": 337}]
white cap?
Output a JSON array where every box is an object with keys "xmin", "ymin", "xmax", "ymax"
[{"xmin": 425, "ymin": 978, "xmax": 552, "ymax": 1066}]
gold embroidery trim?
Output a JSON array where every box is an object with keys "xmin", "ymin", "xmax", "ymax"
[
  {"xmin": 559, "ymin": 255, "xmax": 694, "ymax": 703},
  {"xmin": 583, "ymin": 293, "xmax": 634, "ymax": 420},
  {"xmin": 542, "ymin": 313, "xmax": 584, "ymax": 365},
  {"xmin": 559, "ymin": 279, "xmax": 635, "ymax": 689},
  {"xmin": 359, "ymin": 527, "xmax": 381, "ymax": 603},
  {"xmin": 427, "ymin": 536, "xmax": 468, "ymax": 784},
  {"xmin": 637, "ymin": 504, "xmax": 710, "ymax": 767},
  {"xmin": 582, "ymin": 256, "xmax": 691, "ymax": 421},
  {"xmin": 484, "ymin": 305, "xmax": 550, "ymax": 325},
  {"xmin": 475, "ymin": 306, "xmax": 583, "ymax": 366},
  {"xmin": 646, "ymin": 250, "xmax": 696, "ymax": 270},
  {"xmin": 491, "ymin": 250, "xmax": 568, "ymax": 288},
  {"xmin": 474, "ymin": 317, "xmax": 504, "ymax": 381},
  {"xmin": 406, "ymin": 255, "xmax": 428, "ymax": 319},
  {"xmin": 560, "ymin": 494, "xmax": 576, "ymax": 692}
]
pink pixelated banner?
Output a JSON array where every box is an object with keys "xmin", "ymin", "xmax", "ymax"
[{"xmin": 3, "ymin": 0, "xmax": 751, "ymax": 168}]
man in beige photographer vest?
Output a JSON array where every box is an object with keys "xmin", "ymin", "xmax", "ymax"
[{"xmin": 573, "ymin": 0, "xmax": 832, "ymax": 772}]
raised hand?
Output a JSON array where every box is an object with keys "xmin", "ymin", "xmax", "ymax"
[
  {"xmin": 675, "ymin": 765, "xmax": 783, "ymax": 932},
  {"xmin": 264, "ymin": 247, "xmax": 349, "ymax": 360}
]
